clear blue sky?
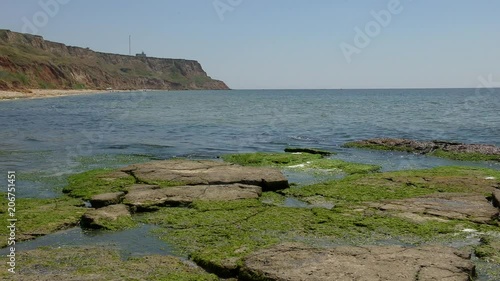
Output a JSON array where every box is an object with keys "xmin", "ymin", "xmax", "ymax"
[{"xmin": 1, "ymin": 0, "xmax": 499, "ymax": 89}]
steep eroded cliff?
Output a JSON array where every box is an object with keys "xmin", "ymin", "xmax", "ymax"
[{"xmin": 0, "ymin": 30, "xmax": 229, "ymax": 91}]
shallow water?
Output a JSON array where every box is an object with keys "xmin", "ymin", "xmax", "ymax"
[
  {"xmin": 1, "ymin": 89, "xmax": 499, "ymax": 278},
  {"xmin": 1, "ymin": 89, "xmax": 499, "ymax": 197},
  {"xmin": 0, "ymin": 224, "xmax": 175, "ymax": 259}
]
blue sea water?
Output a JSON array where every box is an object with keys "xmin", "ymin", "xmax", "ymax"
[
  {"xmin": 1, "ymin": 89, "xmax": 500, "ymax": 279},
  {"xmin": 0, "ymin": 88, "xmax": 499, "ymax": 197}
]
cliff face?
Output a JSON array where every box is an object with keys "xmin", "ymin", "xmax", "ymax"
[{"xmin": 0, "ymin": 30, "xmax": 229, "ymax": 91}]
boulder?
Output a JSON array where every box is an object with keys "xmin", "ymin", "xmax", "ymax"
[
  {"xmin": 344, "ymin": 138, "xmax": 500, "ymax": 161},
  {"xmin": 81, "ymin": 204, "xmax": 132, "ymax": 229},
  {"xmin": 90, "ymin": 192, "xmax": 124, "ymax": 208},
  {"xmin": 121, "ymin": 159, "xmax": 288, "ymax": 191},
  {"xmin": 241, "ymin": 243, "xmax": 475, "ymax": 281},
  {"xmin": 124, "ymin": 184, "xmax": 262, "ymax": 211},
  {"xmin": 368, "ymin": 193, "xmax": 499, "ymax": 224},
  {"xmin": 493, "ymin": 189, "xmax": 500, "ymax": 209}
]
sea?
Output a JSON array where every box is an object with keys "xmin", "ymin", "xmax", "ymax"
[
  {"xmin": 0, "ymin": 88, "xmax": 499, "ymax": 198},
  {"xmin": 1, "ymin": 89, "xmax": 500, "ymax": 278}
]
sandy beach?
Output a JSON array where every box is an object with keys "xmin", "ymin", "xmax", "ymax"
[{"xmin": 0, "ymin": 89, "xmax": 112, "ymax": 101}]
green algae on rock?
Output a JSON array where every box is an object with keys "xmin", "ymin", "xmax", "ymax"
[
  {"xmin": 344, "ymin": 138, "xmax": 500, "ymax": 162},
  {"xmin": 284, "ymin": 147, "xmax": 333, "ymax": 156},
  {"xmin": 284, "ymin": 166, "xmax": 500, "ymax": 204},
  {"xmin": 45, "ymin": 158, "xmax": 500, "ymax": 279},
  {"xmin": 136, "ymin": 196, "xmax": 498, "ymax": 278},
  {"xmin": 475, "ymin": 235, "xmax": 500, "ymax": 264},
  {"xmin": 0, "ymin": 246, "xmax": 219, "ymax": 281},
  {"xmin": 222, "ymin": 152, "xmax": 380, "ymax": 175},
  {"xmin": 63, "ymin": 169, "xmax": 135, "ymax": 200},
  {"xmin": 0, "ymin": 196, "xmax": 86, "ymax": 247},
  {"xmin": 80, "ymin": 204, "xmax": 137, "ymax": 231}
]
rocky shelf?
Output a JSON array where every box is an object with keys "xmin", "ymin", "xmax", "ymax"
[
  {"xmin": 2, "ymin": 153, "xmax": 500, "ymax": 280},
  {"xmin": 344, "ymin": 138, "xmax": 500, "ymax": 162}
]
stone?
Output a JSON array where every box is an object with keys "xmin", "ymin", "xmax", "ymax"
[
  {"xmin": 124, "ymin": 184, "xmax": 160, "ymax": 192},
  {"xmin": 368, "ymin": 193, "xmax": 499, "ymax": 224},
  {"xmin": 284, "ymin": 147, "xmax": 333, "ymax": 156},
  {"xmin": 80, "ymin": 204, "xmax": 132, "ymax": 229},
  {"xmin": 492, "ymin": 189, "xmax": 500, "ymax": 209},
  {"xmin": 344, "ymin": 138, "xmax": 500, "ymax": 161},
  {"xmin": 240, "ymin": 243, "xmax": 475, "ymax": 281},
  {"xmin": 121, "ymin": 159, "xmax": 288, "ymax": 191},
  {"xmin": 89, "ymin": 192, "xmax": 124, "ymax": 208},
  {"xmin": 124, "ymin": 184, "xmax": 262, "ymax": 211}
]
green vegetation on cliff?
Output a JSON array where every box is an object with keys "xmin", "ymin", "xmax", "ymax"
[{"xmin": 0, "ymin": 29, "xmax": 229, "ymax": 91}]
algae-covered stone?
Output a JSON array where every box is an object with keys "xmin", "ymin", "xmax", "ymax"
[
  {"xmin": 285, "ymin": 166, "xmax": 500, "ymax": 204},
  {"xmin": 492, "ymin": 189, "xmax": 500, "ymax": 209},
  {"xmin": 125, "ymin": 183, "xmax": 160, "ymax": 192},
  {"xmin": 138, "ymin": 197, "xmax": 495, "ymax": 278},
  {"xmin": 284, "ymin": 147, "xmax": 333, "ymax": 156},
  {"xmin": 63, "ymin": 168, "xmax": 135, "ymax": 200},
  {"xmin": 0, "ymin": 196, "xmax": 85, "ymax": 247},
  {"xmin": 222, "ymin": 152, "xmax": 380, "ymax": 174},
  {"xmin": 344, "ymin": 138, "xmax": 500, "ymax": 161},
  {"xmin": 241, "ymin": 243, "xmax": 475, "ymax": 281},
  {"xmin": 0, "ymin": 246, "xmax": 219, "ymax": 281},
  {"xmin": 90, "ymin": 191, "xmax": 124, "ymax": 208},
  {"xmin": 121, "ymin": 159, "xmax": 289, "ymax": 191},
  {"xmin": 124, "ymin": 184, "xmax": 262, "ymax": 211},
  {"xmin": 81, "ymin": 204, "xmax": 135, "ymax": 230},
  {"xmin": 368, "ymin": 193, "xmax": 499, "ymax": 224},
  {"xmin": 475, "ymin": 235, "xmax": 500, "ymax": 264}
]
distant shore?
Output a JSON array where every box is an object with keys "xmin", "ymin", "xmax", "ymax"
[{"xmin": 0, "ymin": 89, "xmax": 119, "ymax": 101}]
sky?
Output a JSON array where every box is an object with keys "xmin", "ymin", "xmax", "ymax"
[{"xmin": 1, "ymin": 0, "xmax": 499, "ymax": 89}]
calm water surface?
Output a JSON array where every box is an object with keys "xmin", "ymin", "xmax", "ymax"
[
  {"xmin": 0, "ymin": 89, "xmax": 499, "ymax": 197},
  {"xmin": 1, "ymin": 89, "xmax": 500, "ymax": 280}
]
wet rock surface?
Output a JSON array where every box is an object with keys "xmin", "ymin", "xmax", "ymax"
[
  {"xmin": 344, "ymin": 138, "xmax": 500, "ymax": 161},
  {"xmin": 90, "ymin": 192, "xmax": 124, "ymax": 208},
  {"xmin": 493, "ymin": 189, "xmax": 500, "ymax": 209},
  {"xmin": 124, "ymin": 184, "xmax": 262, "ymax": 211},
  {"xmin": 12, "ymin": 157, "xmax": 500, "ymax": 280},
  {"xmin": 368, "ymin": 193, "xmax": 499, "ymax": 224},
  {"xmin": 81, "ymin": 204, "xmax": 132, "ymax": 229},
  {"xmin": 241, "ymin": 243, "xmax": 475, "ymax": 281},
  {"xmin": 121, "ymin": 159, "xmax": 289, "ymax": 191},
  {"xmin": 0, "ymin": 246, "xmax": 218, "ymax": 281}
]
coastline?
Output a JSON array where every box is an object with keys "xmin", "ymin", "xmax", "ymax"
[{"xmin": 0, "ymin": 89, "xmax": 116, "ymax": 101}]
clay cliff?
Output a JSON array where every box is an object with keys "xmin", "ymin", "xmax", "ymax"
[{"xmin": 0, "ymin": 29, "xmax": 229, "ymax": 91}]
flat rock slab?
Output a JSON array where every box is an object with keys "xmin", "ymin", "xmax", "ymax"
[
  {"xmin": 241, "ymin": 244, "xmax": 474, "ymax": 281},
  {"xmin": 81, "ymin": 204, "xmax": 131, "ymax": 229},
  {"xmin": 346, "ymin": 138, "xmax": 500, "ymax": 157},
  {"xmin": 90, "ymin": 192, "xmax": 124, "ymax": 208},
  {"xmin": 121, "ymin": 159, "xmax": 289, "ymax": 191},
  {"xmin": 368, "ymin": 193, "xmax": 498, "ymax": 224},
  {"xmin": 493, "ymin": 189, "xmax": 500, "ymax": 209},
  {"xmin": 124, "ymin": 184, "xmax": 262, "ymax": 210},
  {"xmin": 125, "ymin": 184, "xmax": 160, "ymax": 193}
]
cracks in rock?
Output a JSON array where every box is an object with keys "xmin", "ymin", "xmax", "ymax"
[
  {"xmin": 122, "ymin": 169, "xmax": 148, "ymax": 185},
  {"xmin": 415, "ymin": 265, "xmax": 425, "ymax": 281}
]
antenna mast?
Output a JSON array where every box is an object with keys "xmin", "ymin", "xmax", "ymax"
[{"xmin": 129, "ymin": 35, "xmax": 131, "ymax": 55}]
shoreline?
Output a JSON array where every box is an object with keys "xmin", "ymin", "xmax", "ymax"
[{"xmin": 0, "ymin": 89, "xmax": 113, "ymax": 101}]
